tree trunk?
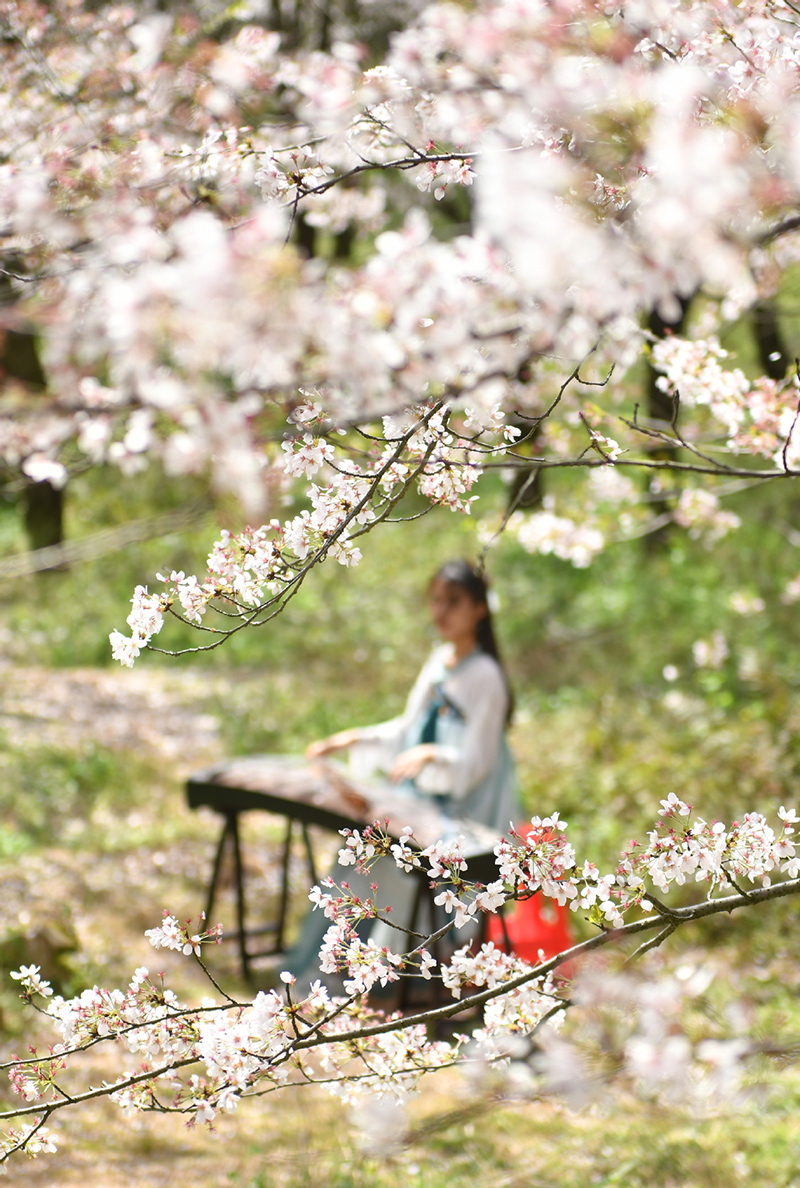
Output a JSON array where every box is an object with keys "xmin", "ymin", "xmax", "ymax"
[
  {"xmin": 22, "ymin": 480, "xmax": 64, "ymax": 553},
  {"xmin": 752, "ymin": 298, "xmax": 789, "ymax": 381},
  {"xmin": 0, "ymin": 316, "xmax": 65, "ymax": 553},
  {"xmin": 642, "ymin": 296, "xmax": 694, "ymax": 549}
]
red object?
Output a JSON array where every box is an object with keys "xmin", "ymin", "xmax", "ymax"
[
  {"xmin": 486, "ymin": 823, "xmax": 575, "ymax": 968},
  {"xmin": 486, "ymin": 893, "xmax": 574, "ymax": 965}
]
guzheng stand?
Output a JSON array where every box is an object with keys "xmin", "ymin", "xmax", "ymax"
[{"xmin": 186, "ymin": 754, "xmax": 505, "ymax": 981}]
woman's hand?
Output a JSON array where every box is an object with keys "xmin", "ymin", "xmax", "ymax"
[
  {"xmin": 306, "ymin": 728, "xmax": 363, "ymax": 760},
  {"xmin": 389, "ymin": 744, "xmax": 438, "ymax": 783}
]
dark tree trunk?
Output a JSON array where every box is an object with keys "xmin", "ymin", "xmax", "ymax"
[
  {"xmin": 1, "ymin": 327, "xmax": 46, "ymax": 387},
  {"xmin": 0, "ymin": 313, "xmax": 65, "ymax": 553},
  {"xmin": 642, "ymin": 296, "xmax": 694, "ymax": 549},
  {"xmin": 293, "ymin": 210, "xmax": 316, "ymax": 258},
  {"xmin": 506, "ymin": 423, "xmax": 544, "ymax": 512},
  {"xmin": 23, "ymin": 480, "xmax": 64, "ymax": 552},
  {"xmin": 752, "ymin": 298, "xmax": 790, "ymax": 380}
]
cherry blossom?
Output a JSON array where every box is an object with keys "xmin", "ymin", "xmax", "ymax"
[{"xmin": 8, "ymin": 966, "xmax": 53, "ymax": 999}]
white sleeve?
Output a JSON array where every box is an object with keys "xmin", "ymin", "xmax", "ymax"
[
  {"xmin": 415, "ymin": 655, "xmax": 508, "ymax": 800},
  {"xmin": 346, "ymin": 653, "xmax": 438, "ymax": 776}
]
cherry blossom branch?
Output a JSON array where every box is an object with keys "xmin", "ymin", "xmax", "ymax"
[
  {"xmin": 782, "ymin": 396, "xmax": 800, "ymax": 475},
  {"xmin": 290, "ymin": 876, "xmax": 800, "ymax": 1053},
  {"xmin": 298, "ymin": 151, "xmax": 478, "ymax": 198},
  {"xmin": 620, "ymin": 397, "xmax": 741, "ymax": 476},
  {"xmin": 481, "ymin": 455, "xmax": 789, "ymax": 479},
  {"xmin": 4, "ymin": 802, "xmax": 800, "ymax": 1169},
  {"xmin": 145, "ymin": 402, "xmax": 446, "ymax": 658},
  {"xmin": 6, "ymin": 871, "xmax": 797, "ymax": 1112},
  {"xmin": 0, "ymin": 1055, "xmax": 202, "ymax": 1123},
  {"xmin": 0, "ymin": 1000, "xmax": 241, "ymax": 1076},
  {"xmin": 513, "ymin": 345, "xmax": 603, "ymax": 432},
  {"xmin": 757, "ymin": 213, "xmax": 800, "ymax": 246},
  {"xmin": 625, "ymin": 923, "xmax": 678, "ymax": 961}
]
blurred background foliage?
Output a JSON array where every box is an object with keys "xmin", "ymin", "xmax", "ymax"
[{"xmin": 2, "ymin": 439, "xmax": 800, "ymax": 871}]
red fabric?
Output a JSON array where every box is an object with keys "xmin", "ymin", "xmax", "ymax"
[
  {"xmin": 486, "ymin": 892, "xmax": 574, "ymax": 964},
  {"xmin": 485, "ymin": 823, "xmax": 575, "ymax": 966}
]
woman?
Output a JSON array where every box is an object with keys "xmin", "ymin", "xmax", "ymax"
[
  {"xmin": 307, "ymin": 559, "xmax": 518, "ymax": 833},
  {"xmin": 285, "ymin": 560, "xmax": 519, "ymax": 983}
]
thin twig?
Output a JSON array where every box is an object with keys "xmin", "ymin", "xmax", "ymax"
[
  {"xmin": 625, "ymin": 923, "xmax": 678, "ymax": 961},
  {"xmin": 782, "ymin": 385, "xmax": 800, "ymax": 474}
]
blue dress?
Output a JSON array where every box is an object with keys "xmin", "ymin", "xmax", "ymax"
[{"xmin": 284, "ymin": 645, "xmax": 520, "ymax": 981}]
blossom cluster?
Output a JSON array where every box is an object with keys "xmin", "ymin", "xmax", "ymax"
[
  {"xmin": 673, "ymin": 489, "xmax": 741, "ymax": 545},
  {"xmin": 3, "ymin": 801, "xmax": 800, "ymax": 1171},
  {"xmin": 651, "ymin": 335, "xmax": 798, "ymax": 467},
  {"xmin": 514, "ymin": 504, "xmax": 606, "ymax": 569},
  {"xmin": 144, "ymin": 914, "xmax": 223, "ymax": 958},
  {"xmin": 108, "ymin": 403, "xmax": 490, "ymax": 663},
  {"xmin": 2, "ymin": 0, "xmax": 800, "ymax": 633}
]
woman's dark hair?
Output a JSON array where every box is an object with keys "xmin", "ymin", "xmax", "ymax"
[{"xmin": 432, "ymin": 559, "xmax": 514, "ymax": 722}]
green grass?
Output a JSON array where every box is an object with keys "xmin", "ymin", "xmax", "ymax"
[
  {"xmin": 214, "ymin": 1076, "xmax": 800, "ymax": 1188},
  {"xmin": 0, "ymin": 736, "xmax": 162, "ymax": 853}
]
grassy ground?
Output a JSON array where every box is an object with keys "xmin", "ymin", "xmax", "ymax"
[{"xmin": 3, "ymin": 466, "xmax": 800, "ymax": 1183}]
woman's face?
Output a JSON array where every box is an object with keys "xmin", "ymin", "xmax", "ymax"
[{"xmin": 428, "ymin": 577, "xmax": 487, "ymax": 648}]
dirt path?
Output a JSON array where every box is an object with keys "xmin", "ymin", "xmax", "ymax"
[{"xmin": 0, "ymin": 663, "xmax": 225, "ymax": 771}]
